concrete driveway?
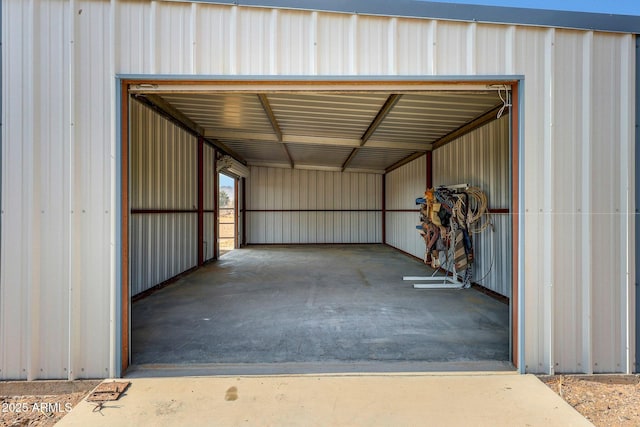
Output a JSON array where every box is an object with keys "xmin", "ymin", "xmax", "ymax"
[{"xmin": 57, "ymin": 372, "xmax": 592, "ymax": 426}]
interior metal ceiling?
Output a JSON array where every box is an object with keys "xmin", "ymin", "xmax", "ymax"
[{"xmin": 143, "ymin": 91, "xmax": 502, "ymax": 174}]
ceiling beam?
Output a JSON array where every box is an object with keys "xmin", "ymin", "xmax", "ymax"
[
  {"xmin": 257, "ymin": 94, "xmax": 283, "ymax": 141},
  {"xmin": 281, "ymin": 144, "xmax": 295, "ymax": 169},
  {"xmin": 341, "ymin": 148, "xmax": 360, "ymax": 172},
  {"xmin": 134, "ymin": 94, "xmax": 247, "ymax": 164},
  {"xmin": 431, "ymin": 104, "xmax": 506, "ymax": 150},
  {"xmin": 203, "ymin": 130, "xmax": 429, "ymax": 151},
  {"xmin": 360, "ymin": 94, "xmax": 402, "ymax": 146},
  {"xmin": 139, "ymin": 94, "xmax": 205, "ymax": 136}
]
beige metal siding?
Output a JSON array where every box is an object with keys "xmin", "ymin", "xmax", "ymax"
[
  {"xmin": 385, "ymin": 155, "xmax": 427, "ymax": 259},
  {"xmin": 247, "ymin": 167, "xmax": 382, "ymax": 243},
  {"xmin": 1, "ymin": 0, "xmax": 636, "ymax": 378},
  {"xmin": 433, "ymin": 116, "xmax": 511, "ymax": 298},
  {"xmin": 129, "ymin": 100, "xmax": 198, "ymax": 296}
]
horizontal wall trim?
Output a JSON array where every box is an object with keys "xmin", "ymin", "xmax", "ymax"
[
  {"xmin": 131, "ymin": 209, "xmax": 198, "ymax": 214},
  {"xmin": 385, "ymin": 208, "xmax": 511, "ymax": 214},
  {"xmin": 245, "ymin": 243, "xmax": 383, "ymax": 247},
  {"xmin": 247, "ymin": 209, "xmax": 382, "ymax": 213}
]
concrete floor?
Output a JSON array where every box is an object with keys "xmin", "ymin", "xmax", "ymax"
[{"xmin": 132, "ymin": 244, "xmax": 509, "ymax": 371}]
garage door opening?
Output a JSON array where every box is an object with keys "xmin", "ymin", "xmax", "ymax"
[{"xmin": 121, "ymin": 79, "xmax": 520, "ymax": 375}]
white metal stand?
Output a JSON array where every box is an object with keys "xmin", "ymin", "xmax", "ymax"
[{"xmin": 403, "ymin": 274, "xmax": 466, "ymax": 289}]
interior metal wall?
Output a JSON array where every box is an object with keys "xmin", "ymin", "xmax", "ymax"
[
  {"xmin": 1, "ymin": 0, "xmax": 636, "ymax": 378},
  {"xmin": 129, "ymin": 99, "xmax": 198, "ymax": 296},
  {"xmin": 433, "ymin": 116, "xmax": 511, "ymax": 298},
  {"xmin": 247, "ymin": 166, "xmax": 382, "ymax": 244},
  {"xmin": 385, "ymin": 155, "xmax": 428, "ymax": 260},
  {"xmin": 203, "ymin": 145, "xmax": 216, "ymax": 262}
]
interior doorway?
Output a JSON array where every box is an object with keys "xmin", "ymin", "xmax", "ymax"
[{"xmin": 218, "ymin": 173, "xmax": 237, "ymax": 256}]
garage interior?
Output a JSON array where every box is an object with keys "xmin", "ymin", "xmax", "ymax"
[{"xmin": 125, "ymin": 81, "xmax": 515, "ymax": 373}]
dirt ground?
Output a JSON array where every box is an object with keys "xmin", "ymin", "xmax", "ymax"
[
  {"xmin": 540, "ymin": 375, "xmax": 640, "ymax": 427},
  {"xmin": 0, "ymin": 381, "xmax": 100, "ymax": 427}
]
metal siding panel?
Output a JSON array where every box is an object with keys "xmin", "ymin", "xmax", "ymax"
[
  {"xmin": 237, "ymin": 8, "xmax": 272, "ymax": 74},
  {"xmin": 2, "ymin": 0, "xmax": 34, "ymax": 380},
  {"xmin": 385, "ymin": 155, "xmax": 427, "ymax": 258},
  {"xmin": 356, "ymin": 16, "xmax": 392, "ymax": 75},
  {"xmin": 130, "ymin": 100, "xmax": 198, "ymax": 296},
  {"xmin": 246, "ymin": 167, "xmax": 381, "ymax": 243},
  {"xmin": 71, "ymin": 0, "xmax": 112, "ymax": 379},
  {"xmin": 591, "ymin": 34, "xmax": 625, "ymax": 373},
  {"xmin": 154, "ymin": 2, "xmax": 192, "ymax": 74},
  {"xmin": 396, "ymin": 19, "xmax": 433, "ymax": 75},
  {"xmin": 475, "ymin": 25, "xmax": 509, "ymax": 74},
  {"xmin": 195, "ymin": 4, "xmax": 233, "ymax": 74},
  {"xmin": 35, "ymin": 0, "xmax": 72, "ymax": 379},
  {"xmin": 316, "ymin": 13, "xmax": 352, "ymax": 75},
  {"xmin": 432, "ymin": 117, "xmax": 511, "ymax": 298},
  {"xmin": 514, "ymin": 27, "xmax": 550, "ymax": 374},
  {"xmin": 130, "ymin": 214, "xmax": 198, "ymax": 295},
  {"xmin": 276, "ymin": 10, "xmax": 314, "ymax": 75},
  {"xmin": 117, "ymin": 0, "xmax": 152, "ymax": 73},
  {"xmin": 551, "ymin": 30, "xmax": 591, "ymax": 374},
  {"xmin": 203, "ymin": 145, "xmax": 215, "ymax": 211},
  {"xmin": 436, "ymin": 21, "xmax": 472, "ymax": 75}
]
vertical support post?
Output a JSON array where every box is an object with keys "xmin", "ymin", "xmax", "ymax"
[
  {"xmin": 242, "ymin": 177, "xmax": 247, "ymax": 246},
  {"xmin": 426, "ymin": 151, "xmax": 433, "ymax": 189},
  {"xmin": 120, "ymin": 82, "xmax": 130, "ymax": 374},
  {"xmin": 511, "ymin": 81, "xmax": 521, "ymax": 371},
  {"xmin": 382, "ymin": 174, "xmax": 386, "ymax": 244},
  {"xmin": 197, "ymin": 137, "xmax": 204, "ymax": 266}
]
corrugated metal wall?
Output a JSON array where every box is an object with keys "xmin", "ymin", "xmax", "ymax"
[
  {"xmin": 433, "ymin": 116, "xmax": 511, "ymax": 298},
  {"xmin": 385, "ymin": 156, "xmax": 428, "ymax": 259},
  {"xmin": 247, "ymin": 167, "xmax": 382, "ymax": 244},
  {"xmin": 1, "ymin": 0, "xmax": 636, "ymax": 377},
  {"xmin": 203, "ymin": 145, "xmax": 216, "ymax": 262},
  {"xmin": 129, "ymin": 99, "xmax": 198, "ymax": 296}
]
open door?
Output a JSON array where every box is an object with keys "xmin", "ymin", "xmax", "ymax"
[{"xmin": 218, "ymin": 173, "xmax": 237, "ymax": 256}]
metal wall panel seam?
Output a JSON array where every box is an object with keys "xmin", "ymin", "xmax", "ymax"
[
  {"xmin": 109, "ymin": 0, "xmax": 119, "ymax": 380},
  {"xmin": 466, "ymin": 22, "xmax": 477, "ymax": 75},
  {"xmin": 544, "ymin": 27, "xmax": 556, "ymax": 375},
  {"xmin": 24, "ymin": 0, "xmax": 37, "ymax": 381},
  {"xmin": 113, "ymin": 78, "xmax": 123, "ymax": 378},
  {"xmin": 636, "ymin": 33, "xmax": 640, "ymax": 374},
  {"xmin": 67, "ymin": 0, "xmax": 77, "ymax": 382},
  {"xmin": 580, "ymin": 30, "xmax": 594, "ymax": 375}
]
